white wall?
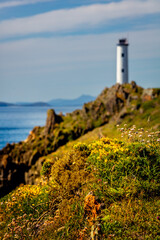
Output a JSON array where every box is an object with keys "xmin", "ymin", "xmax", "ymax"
[{"xmin": 116, "ymin": 45, "xmax": 128, "ymax": 84}]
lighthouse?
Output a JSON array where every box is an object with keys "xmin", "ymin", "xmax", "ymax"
[{"xmin": 116, "ymin": 38, "xmax": 129, "ymax": 84}]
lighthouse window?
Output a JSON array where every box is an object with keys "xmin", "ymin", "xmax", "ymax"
[
  {"xmin": 122, "ymin": 69, "xmax": 124, "ymax": 73},
  {"xmin": 122, "ymin": 53, "xmax": 124, "ymax": 57}
]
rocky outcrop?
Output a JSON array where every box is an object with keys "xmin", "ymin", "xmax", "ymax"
[
  {"xmin": 0, "ymin": 108, "xmax": 64, "ymax": 198},
  {"xmin": 0, "ymin": 82, "xmax": 159, "ymax": 198},
  {"xmin": 44, "ymin": 109, "xmax": 62, "ymax": 135},
  {"xmin": 0, "ymin": 147, "xmax": 29, "ymax": 197}
]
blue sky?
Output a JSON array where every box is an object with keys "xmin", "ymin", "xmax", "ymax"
[{"xmin": 0, "ymin": 0, "xmax": 160, "ymax": 102}]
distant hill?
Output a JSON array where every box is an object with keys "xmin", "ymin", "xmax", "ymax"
[
  {"xmin": 16, "ymin": 102, "xmax": 50, "ymax": 107},
  {"xmin": 0, "ymin": 101, "xmax": 50, "ymax": 107},
  {"xmin": 0, "ymin": 95, "xmax": 95, "ymax": 107},
  {"xmin": 0, "ymin": 102, "xmax": 15, "ymax": 107},
  {"xmin": 48, "ymin": 95, "xmax": 96, "ymax": 107}
]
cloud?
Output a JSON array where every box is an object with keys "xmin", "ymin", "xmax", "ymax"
[
  {"xmin": 0, "ymin": 0, "xmax": 160, "ymax": 39},
  {"xmin": 0, "ymin": 0, "xmax": 52, "ymax": 9},
  {"xmin": 0, "ymin": 28, "xmax": 160, "ymax": 101},
  {"xmin": 0, "ymin": 28, "xmax": 159, "ymax": 73}
]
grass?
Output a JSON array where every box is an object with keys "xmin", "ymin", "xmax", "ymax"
[
  {"xmin": 0, "ymin": 124, "xmax": 160, "ymax": 239},
  {"xmin": 1, "ymin": 84, "xmax": 160, "ymax": 239}
]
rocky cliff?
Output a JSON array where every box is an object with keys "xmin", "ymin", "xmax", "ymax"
[{"xmin": 0, "ymin": 82, "xmax": 159, "ymax": 197}]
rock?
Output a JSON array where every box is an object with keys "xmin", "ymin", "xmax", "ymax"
[
  {"xmin": 25, "ymin": 158, "xmax": 44, "ymax": 185},
  {"xmin": 131, "ymin": 81, "xmax": 137, "ymax": 90},
  {"xmin": 118, "ymin": 107, "xmax": 128, "ymax": 119},
  {"xmin": 26, "ymin": 126, "xmax": 41, "ymax": 142},
  {"xmin": 0, "ymin": 153, "xmax": 29, "ymax": 197},
  {"xmin": 29, "ymin": 150, "xmax": 41, "ymax": 166},
  {"xmin": 44, "ymin": 109, "xmax": 62, "ymax": 135},
  {"xmin": 142, "ymin": 89, "xmax": 153, "ymax": 101}
]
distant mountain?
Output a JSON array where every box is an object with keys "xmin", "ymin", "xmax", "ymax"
[
  {"xmin": 0, "ymin": 95, "xmax": 95, "ymax": 107},
  {"xmin": 0, "ymin": 102, "xmax": 50, "ymax": 107},
  {"xmin": 0, "ymin": 102, "xmax": 15, "ymax": 107},
  {"xmin": 16, "ymin": 102, "xmax": 50, "ymax": 107},
  {"xmin": 48, "ymin": 95, "xmax": 96, "ymax": 107}
]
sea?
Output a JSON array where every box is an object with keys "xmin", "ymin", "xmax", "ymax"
[{"xmin": 0, "ymin": 106, "xmax": 79, "ymax": 150}]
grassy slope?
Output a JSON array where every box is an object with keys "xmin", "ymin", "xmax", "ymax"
[
  {"xmin": 0, "ymin": 92, "xmax": 160, "ymax": 240},
  {"xmin": 50, "ymin": 93, "xmax": 160, "ymax": 156},
  {"xmin": 0, "ymin": 129, "xmax": 160, "ymax": 239}
]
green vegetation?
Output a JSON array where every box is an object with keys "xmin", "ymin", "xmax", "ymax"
[
  {"xmin": 1, "ymin": 83, "xmax": 160, "ymax": 239},
  {"xmin": 0, "ymin": 124, "xmax": 160, "ymax": 239}
]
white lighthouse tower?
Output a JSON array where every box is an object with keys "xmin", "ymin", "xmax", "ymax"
[{"xmin": 116, "ymin": 38, "xmax": 129, "ymax": 84}]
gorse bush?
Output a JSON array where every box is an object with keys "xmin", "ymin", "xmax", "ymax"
[
  {"xmin": 0, "ymin": 131, "xmax": 160, "ymax": 239},
  {"xmin": 72, "ymin": 137, "xmax": 160, "ymax": 203},
  {"xmin": 74, "ymin": 137, "xmax": 160, "ymax": 239}
]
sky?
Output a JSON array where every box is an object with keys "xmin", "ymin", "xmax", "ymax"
[{"xmin": 0, "ymin": 0, "xmax": 160, "ymax": 102}]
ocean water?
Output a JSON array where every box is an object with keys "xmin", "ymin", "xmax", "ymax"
[{"xmin": 0, "ymin": 106, "xmax": 79, "ymax": 150}]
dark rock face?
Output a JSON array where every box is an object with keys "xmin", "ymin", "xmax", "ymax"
[
  {"xmin": 0, "ymin": 149, "xmax": 29, "ymax": 197},
  {"xmin": 0, "ymin": 82, "xmax": 157, "ymax": 198},
  {"xmin": 44, "ymin": 109, "xmax": 62, "ymax": 135},
  {"xmin": 0, "ymin": 109, "xmax": 64, "ymax": 198}
]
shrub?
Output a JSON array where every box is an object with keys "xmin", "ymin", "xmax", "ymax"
[
  {"xmin": 87, "ymin": 138, "xmax": 160, "ymax": 198},
  {"xmin": 41, "ymin": 159, "xmax": 53, "ymax": 178}
]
